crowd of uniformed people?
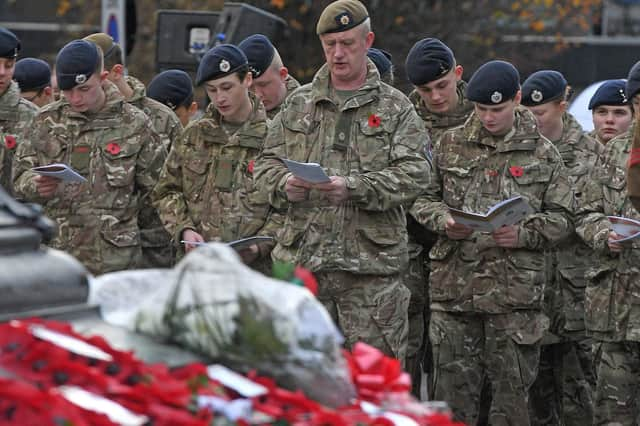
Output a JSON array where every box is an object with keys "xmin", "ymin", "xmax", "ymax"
[{"xmin": 3, "ymin": 0, "xmax": 640, "ymax": 424}]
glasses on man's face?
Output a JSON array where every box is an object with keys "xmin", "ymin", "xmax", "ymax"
[{"xmin": 23, "ymin": 88, "xmax": 45, "ymax": 102}]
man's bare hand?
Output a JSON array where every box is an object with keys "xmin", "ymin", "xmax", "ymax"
[
  {"xmin": 182, "ymin": 229, "xmax": 205, "ymax": 253},
  {"xmin": 314, "ymin": 176, "xmax": 349, "ymax": 205},
  {"xmin": 445, "ymin": 217, "xmax": 474, "ymax": 240},
  {"xmin": 34, "ymin": 175, "xmax": 61, "ymax": 198},
  {"xmin": 608, "ymin": 231, "xmax": 625, "ymax": 253},
  {"xmin": 285, "ymin": 175, "xmax": 312, "ymax": 202},
  {"xmin": 492, "ymin": 225, "xmax": 519, "ymax": 248}
]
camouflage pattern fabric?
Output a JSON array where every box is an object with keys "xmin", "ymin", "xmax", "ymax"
[
  {"xmin": 0, "ymin": 81, "xmax": 37, "ymax": 194},
  {"xmin": 314, "ymin": 271, "xmax": 410, "ymax": 363},
  {"xmin": 430, "ymin": 310, "xmax": 547, "ymax": 426},
  {"xmin": 12, "ymin": 81, "xmax": 165, "ymax": 275},
  {"xmin": 266, "ymin": 74, "xmax": 300, "ymax": 121},
  {"xmin": 254, "ymin": 61, "xmax": 431, "ymax": 276},
  {"xmin": 152, "ymin": 93, "xmax": 270, "ymax": 250},
  {"xmin": 126, "ymin": 75, "xmax": 183, "ymax": 268},
  {"xmin": 408, "ymin": 80, "xmax": 474, "ymax": 150},
  {"xmin": 627, "ymin": 121, "xmax": 640, "ymax": 212}
]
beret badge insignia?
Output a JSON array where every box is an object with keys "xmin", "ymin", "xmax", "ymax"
[
  {"xmin": 491, "ymin": 91, "xmax": 503, "ymax": 104},
  {"xmin": 531, "ymin": 89, "xmax": 543, "ymax": 103},
  {"xmin": 219, "ymin": 59, "xmax": 231, "ymax": 73},
  {"xmin": 75, "ymin": 74, "xmax": 87, "ymax": 84}
]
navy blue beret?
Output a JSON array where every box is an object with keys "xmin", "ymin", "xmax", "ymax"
[
  {"xmin": 196, "ymin": 44, "xmax": 248, "ymax": 86},
  {"xmin": 148, "ymin": 70, "xmax": 194, "ymax": 110},
  {"xmin": 405, "ymin": 38, "xmax": 454, "ymax": 86},
  {"xmin": 367, "ymin": 48, "xmax": 392, "ymax": 77},
  {"xmin": 588, "ymin": 79, "xmax": 628, "ymax": 110},
  {"xmin": 466, "ymin": 60, "xmax": 520, "ymax": 105},
  {"xmin": 55, "ymin": 40, "xmax": 100, "ymax": 91},
  {"xmin": 238, "ymin": 34, "xmax": 275, "ymax": 79},
  {"xmin": 521, "ymin": 70, "xmax": 567, "ymax": 106},
  {"xmin": 14, "ymin": 58, "xmax": 51, "ymax": 92},
  {"xmin": 626, "ymin": 61, "xmax": 640, "ymax": 99},
  {"xmin": 0, "ymin": 27, "xmax": 20, "ymax": 58}
]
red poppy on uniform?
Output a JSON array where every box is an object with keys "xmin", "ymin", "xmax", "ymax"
[
  {"xmin": 4, "ymin": 135, "xmax": 16, "ymax": 150},
  {"xmin": 509, "ymin": 166, "xmax": 524, "ymax": 177},
  {"xmin": 247, "ymin": 159, "xmax": 255, "ymax": 174},
  {"xmin": 368, "ymin": 114, "xmax": 381, "ymax": 128},
  {"xmin": 106, "ymin": 142, "xmax": 121, "ymax": 155}
]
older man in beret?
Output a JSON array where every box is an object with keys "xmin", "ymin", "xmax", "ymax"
[
  {"xmin": 411, "ymin": 60, "xmax": 573, "ymax": 424},
  {"xmin": 14, "ymin": 58, "xmax": 54, "ymax": 108},
  {"xmin": 238, "ymin": 34, "xmax": 299, "ymax": 120},
  {"xmin": 83, "ymin": 32, "xmax": 178, "ymax": 268},
  {"xmin": 12, "ymin": 40, "xmax": 165, "ymax": 275},
  {"xmin": 253, "ymin": 0, "xmax": 431, "ymax": 364},
  {"xmin": 0, "ymin": 27, "xmax": 37, "ymax": 195}
]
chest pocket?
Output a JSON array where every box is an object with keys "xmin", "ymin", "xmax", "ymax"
[
  {"xmin": 356, "ymin": 116, "xmax": 391, "ymax": 171},
  {"xmin": 182, "ymin": 152, "xmax": 211, "ymax": 200},
  {"xmin": 440, "ymin": 159, "xmax": 476, "ymax": 209},
  {"xmin": 100, "ymin": 139, "xmax": 139, "ymax": 188},
  {"xmin": 40, "ymin": 136, "xmax": 68, "ymax": 164},
  {"xmin": 509, "ymin": 163, "xmax": 553, "ymax": 210}
]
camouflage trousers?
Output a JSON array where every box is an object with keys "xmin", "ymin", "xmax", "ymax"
[
  {"xmin": 593, "ymin": 340, "xmax": 640, "ymax": 426},
  {"xmin": 315, "ymin": 271, "xmax": 410, "ymax": 364},
  {"xmin": 430, "ymin": 311, "xmax": 543, "ymax": 426},
  {"xmin": 528, "ymin": 338, "xmax": 594, "ymax": 426},
  {"xmin": 402, "ymin": 249, "xmax": 428, "ymax": 397}
]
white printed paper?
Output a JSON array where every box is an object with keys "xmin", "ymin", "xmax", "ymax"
[
  {"xmin": 607, "ymin": 215, "xmax": 640, "ymax": 242},
  {"xmin": 449, "ymin": 196, "xmax": 534, "ymax": 233},
  {"xmin": 281, "ymin": 158, "xmax": 331, "ymax": 184},
  {"xmin": 32, "ymin": 163, "xmax": 87, "ymax": 183}
]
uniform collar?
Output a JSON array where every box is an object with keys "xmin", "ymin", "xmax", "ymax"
[
  {"xmin": 310, "ymin": 60, "xmax": 381, "ymax": 110},
  {"xmin": 0, "ymin": 81, "xmax": 21, "ymax": 109},
  {"xmin": 203, "ymin": 91, "xmax": 266, "ymax": 139},
  {"xmin": 463, "ymin": 105, "xmax": 540, "ymax": 151},
  {"xmin": 125, "ymin": 75, "xmax": 146, "ymax": 104}
]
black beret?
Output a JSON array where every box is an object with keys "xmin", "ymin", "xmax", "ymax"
[
  {"xmin": 405, "ymin": 38, "xmax": 454, "ymax": 86},
  {"xmin": 588, "ymin": 79, "xmax": 628, "ymax": 110},
  {"xmin": 14, "ymin": 58, "xmax": 51, "ymax": 92},
  {"xmin": 521, "ymin": 70, "xmax": 567, "ymax": 106},
  {"xmin": 626, "ymin": 60, "xmax": 640, "ymax": 99},
  {"xmin": 238, "ymin": 34, "xmax": 275, "ymax": 79},
  {"xmin": 367, "ymin": 48, "xmax": 392, "ymax": 77},
  {"xmin": 0, "ymin": 27, "xmax": 20, "ymax": 58},
  {"xmin": 195, "ymin": 44, "xmax": 247, "ymax": 86},
  {"xmin": 148, "ymin": 70, "xmax": 193, "ymax": 110},
  {"xmin": 316, "ymin": 0, "xmax": 369, "ymax": 35},
  {"xmin": 466, "ymin": 60, "xmax": 520, "ymax": 105},
  {"xmin": 55, "ymin": 40, "xmax": 100, "ymax": 91}
]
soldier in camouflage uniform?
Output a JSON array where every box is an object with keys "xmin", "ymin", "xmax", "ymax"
[
  {"xmin": 152, "ymin": 44, "xmax": 273, "ymax": 267},
  {"xmin": 239, "ymin": 34, "xmax": 300, "ymax": 121},
  {"xmin": 12, "ymin": 40, "xmax": 165, "ymax": 276},
  {"xmin": 522, "ymin": 70, "xmax": 601, "ymax": 426},
  {"xmin": 148, "ymin": 70, "xmax": 198, "ymax": 127},
  {"xmin": 411, "ymin": 60, "xmax": 573, "ymax": 425},
  {"xmin": 14, "ymin": 58, "xmax": 54, "ymax": 108},
  {"xmin": 575, "ymin": 65, "xmax": 640, "ymax": 426},
  {"xmin": 588, "ymin": 79, "xmax": 633, "ymax": 146},
  {"xmin": 367, "ymin": 48, "xmax": 394, "ymax": 86},
  {"xmin": 84, "ymin": 32, "xmax": 181, "ymax": 268},
  {"xmin": 628, "ymin": 61, "xmax": 640, "ymax": 212},
  {"xmin": 253, "ymin": 0, "xmax": 431, "ymax": 362},
  {"xmin": 0, "ymin": 28, "xmax": 37, "ymax": 194},
  {"xmin": 402, "ymin": 37, "xmax": 474, "ymax": 396}
]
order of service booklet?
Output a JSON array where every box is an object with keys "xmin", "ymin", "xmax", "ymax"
[
  {"xmin": 449, "ymin": 196, "xmax": 534, "ymax": 233},
  {"xmin": 31, "ymin": 163, "xmax": 87, "ymax": 183},
  {"xmin": 607, "ymin": 216, "xmax": 640, "ymax": 242},
  {"xmin": 180, "ymin": 236, "xmax": 274, "ymax": 251},
  {"xmin": 280, "ymin": 158, "xmax": 331, "ymax": 184}
]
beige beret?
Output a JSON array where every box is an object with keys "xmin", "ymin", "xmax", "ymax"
[{"xmin": 316, "ymin": 0, "xmax": 369, "ymax": 35}]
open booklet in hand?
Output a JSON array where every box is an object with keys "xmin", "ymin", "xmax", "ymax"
[
  {"xmin": 180, "ymin": 236, "xmax": 274, "ymax": 251},
  {"xmin": 31, "ymin": 163, "xmax": 87, "ymax": 183},
  {"xmin": 607, "ymin": 216, "xmax": 640, "ymax": 242},
  {"xmin": 449, "ymin": 196, "xmax": 534, "ymax": 233},
  {"xmin": 281, "ymin": 158, "xmax": 331, "ymax": 184}
]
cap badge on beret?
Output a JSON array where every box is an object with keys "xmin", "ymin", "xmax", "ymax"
[
  {"xmin": 531, "ymin": 90, "xmax": 543, "ymax": 103},
  {"xmin": 219, "ymin": 59, "xmax": 231, "ymax": 73},
  {"xmin": 491, "ymin": 91, "xmax": 503, "ymax": 104},
  {"xmin": 620, "ymin": 89, "xmax": 628, "ymax": 103},
  {"xmin": 75, "ymin": 74, "xmax": 87, "ymax": 84},
  {"xmin": 336, "ymin": 12, "xmax": 352, "ymax": 28}
]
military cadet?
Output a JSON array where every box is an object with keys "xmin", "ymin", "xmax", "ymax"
[
  {"xmin": 627, "ymin": 61, "xmax": 640, "ymax": 212},
  {"xmin": 253, "ymin": 0, "xmax": 431, "ymax": 362},
  {"xmin": 405, "ymin": 38, "xmax": 474, "ymax": 147},
  {"xmin": 12, "ymin": 40, "xmax": 165, "ymax": 275},
  {"xmin": 589, "ymin": 79, "xmax": 632, "ymax": 145},
  {"xmin": 238, "ymin": 34, "xmax": 300, "ymax": 120},
  {"xmin": 14, "ymin": 58, "xmax": 54, "ymax": 108},
  {"xmin": 574, "ymin": 70, "xmax": 640, "ymax": 426},
  {"xmin": 522, "ymin": 70, "xmax": 601, "ymax": 426},
  {"xmin": 367, "ymin": 48, "xmax": 394, "ymax": 86},
  {"xmin": 147, "ymin": 69, "xmax": 198, "ymax": 127},
  {"xmin": 83, "ymin": 32, "xmax": 178, "ymax": 268},
  {"xmin": 410, "ymin": 60, "xmax": 573, "ymax": 424},
  {"xmin": 0, "ymin": 27, "xmax": 38, "ymax": 194},
  {"xmin": 152, "ymin": 44, "xmax": 272, "ymax": 265}
]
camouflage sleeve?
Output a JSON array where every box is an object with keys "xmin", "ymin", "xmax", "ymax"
[
  {"xmin": 575, "ymin": 155, "xmax": 612, "ymax": 254},
  {"xmin": 253, "ymin": 116, "xmax": 291, "ymax": 210},
  {"xmin": 517, "ymin": 160, "xmax": 574, "ymax": 250},
  {"xmin": 12, "ymin": 116, "xmax": 46, "ymax": 203},
  {"xmin": 151, "ymin": 134, "xmax": 196, "ymax": 243},
  {"xmin": 344, "ymin": 107, "xmax": 432, "ymax": 211},
  {"xmin": 627, "ymin": 122, "xmax": 640, "ymax": 212},
  {"xmin": 135, "ymin": 118, "xmax": 167, "ymax": 202}
]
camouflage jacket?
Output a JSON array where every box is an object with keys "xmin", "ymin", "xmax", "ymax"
[
  {"xmin": 575, "ymin": 130, "xmax": 640, "ymax": 342},
  {"xmin": 0, "ymin": 81, "xmax": 38, "ymax": 194},
  {"xmin": 12, "ymin": 81, "xmax": 166, "ymax": 275},
  {"xmin": 411, "ymin": 106, "xmax": 573, "ymax": 314},
  {"xmin": 408, "ymin": 80, "xmax": 473, "ymax": 149},
  {"xmin": 152, "ymin": 93, "xmax": 270, "ymax": 245},
  {"xmin": 253, "ymin": 62, "xmax": 432, "ymax": 275},
  {"xmin": 266, "ymin": 74, "xmax": 301, "ymax": 121},
  {"xmin": 629, "ymin": 122, "xmax": 640, "ymax": 211},
  {"xmin": 126, "ymin": 75, "xmax": 181, "ymax": 267},
  {"xmin": 546, "ymin": 112, "xmax": 605, "ymax": 338}
]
